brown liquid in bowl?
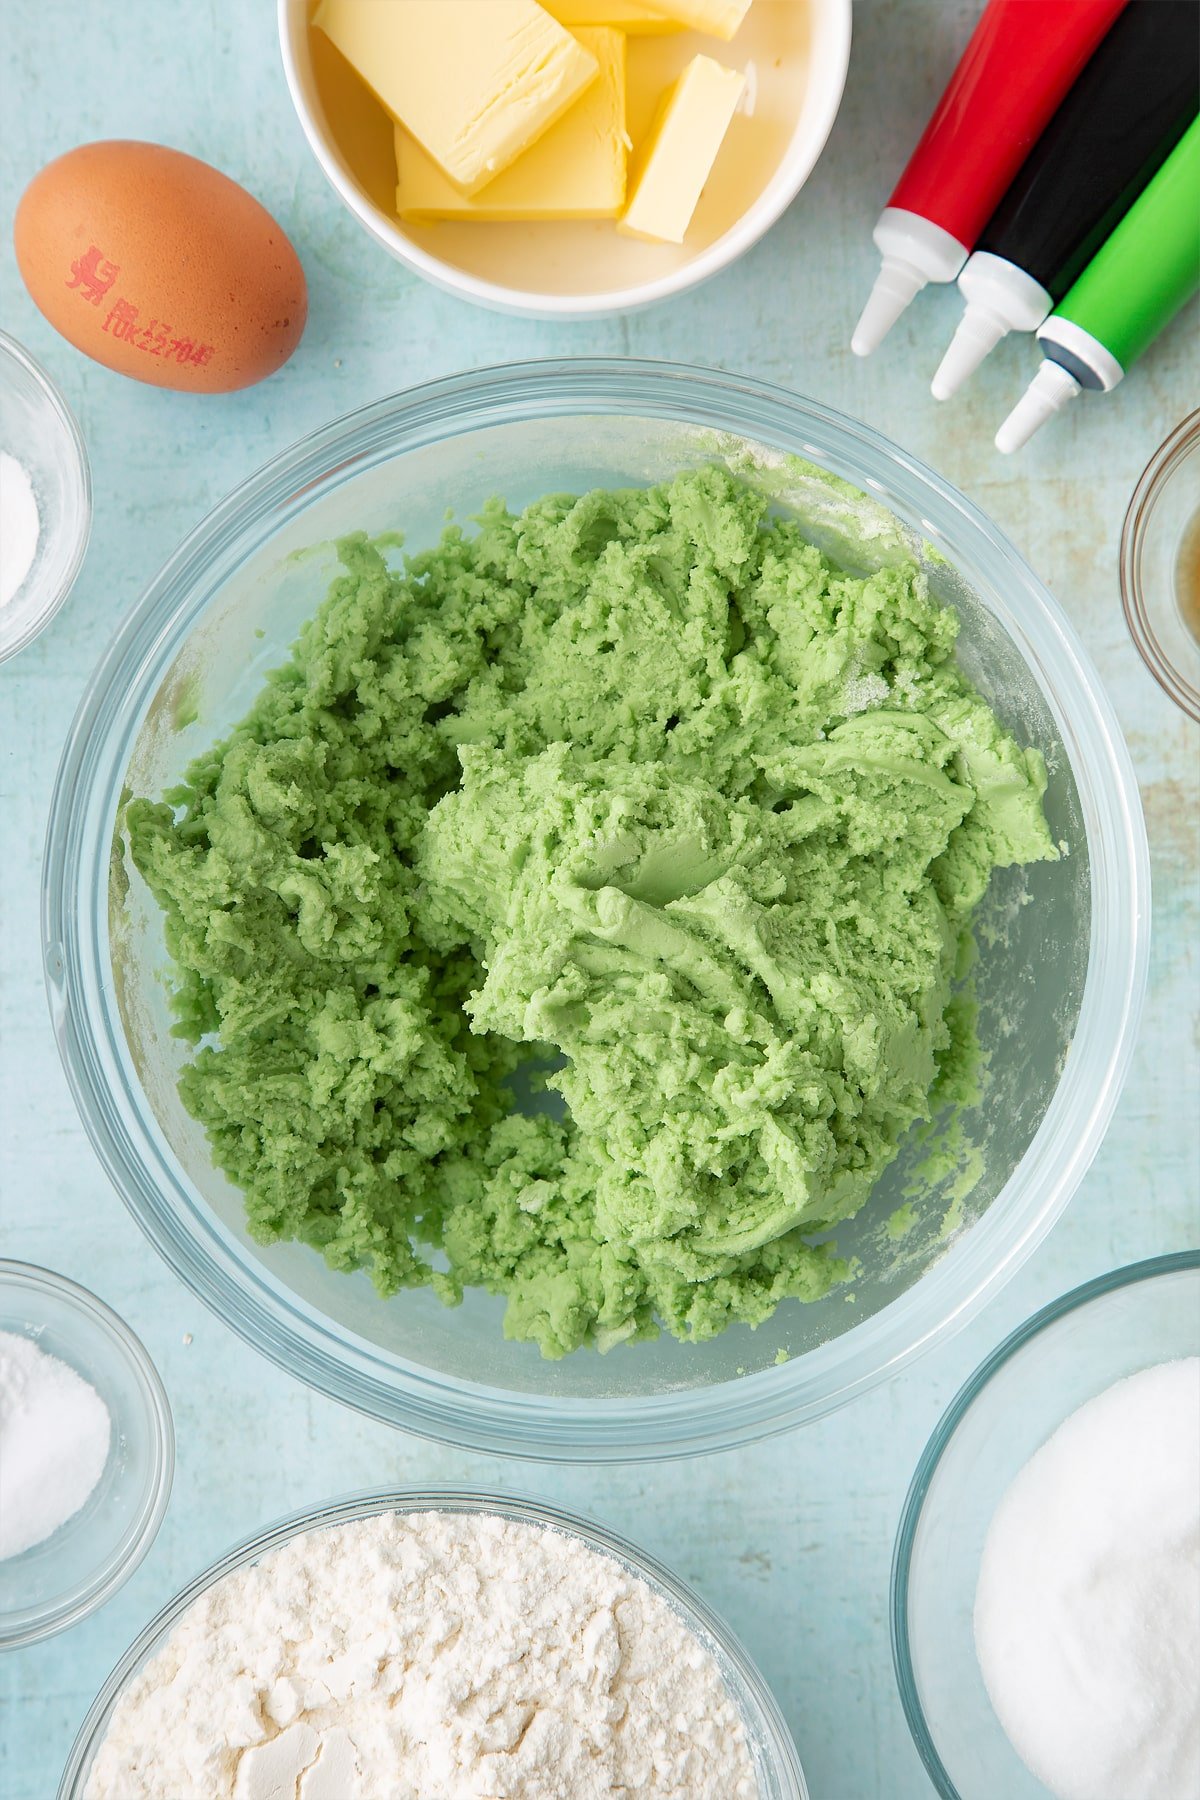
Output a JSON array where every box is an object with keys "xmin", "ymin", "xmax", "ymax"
[{"xmin": 1176, "ymin": 509, "xmax": 1200, "ymax": 647}]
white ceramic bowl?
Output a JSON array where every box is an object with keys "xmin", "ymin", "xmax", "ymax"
[{"xmin": 278, "ymin": 0, "xmax": 852, "ymax": 319}]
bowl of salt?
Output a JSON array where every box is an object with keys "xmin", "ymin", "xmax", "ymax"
[
  {"xmin": 0, "ymin": 331, "xmax": 91, "ymax": 664},
  {"xmin": 0, "ymin": 1261, "xmax": 173, "ymax": 1648}
]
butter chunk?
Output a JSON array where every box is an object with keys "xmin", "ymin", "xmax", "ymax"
[
  {"xmin": 312, "ymin": 0, "xmax": 599, "ymax": 194},
  {"xmin": 396, "ymin": 28, "xmax": 626, "ymax": 221},
  {"xmin": 619, "ymin": 53, "xmax": 746, "ymax": 244},
  {"xmin": 637, "ymin": 0, "xmax": 753, "ymax": 37},
  {"xmin": 543, "ymin": 0, "xmax": 682, "ymax": 30}
]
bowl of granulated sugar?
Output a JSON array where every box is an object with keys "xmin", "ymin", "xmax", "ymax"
[
  {"xmin": 893, "ymin": 1251, "xmax": 1200, "ymax": 1800},
  {"xmin": 0, "ymin": 1262, "xmax": 173, "ymax": 1648}
]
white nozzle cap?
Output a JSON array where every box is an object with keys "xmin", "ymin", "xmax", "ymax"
[
  {"xmin": 851, "ymin": 209, "xmax": 967, "ymax": 357},
  {"xmin": 852, "ymin": 259, "xmax": 928, "ymax": 357},
  {"xmin": 995, "ymin": 360, "xmax": 1081, "ymax": 454},
  {"xmin": 932, "ymin": 308, "xmax": 1009, "ymax": 399},
  {"xmin": 932, "ymin": 254, "xmax": 1053, "ymax": 399}
]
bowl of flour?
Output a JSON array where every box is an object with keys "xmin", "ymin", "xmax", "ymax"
[{"xmin": 60, "ymin": 1488, "xmax": 807, "ymax": 1800}]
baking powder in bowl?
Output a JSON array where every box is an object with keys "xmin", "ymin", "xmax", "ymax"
[
  {"xmin": 0, "ymin": 453, "xmax": 39, "ymax": 609},
  {"xmin": 974, "ymin": 1357, "xmax": 1200, "ymax": 1800},
  {"xmin": 84, "ymin": 1510, "xmax": 760, "ymax": 1798},
  {"xmin": 0, "ymin": 1329, "xmax": 111, "ymax": 1559}
]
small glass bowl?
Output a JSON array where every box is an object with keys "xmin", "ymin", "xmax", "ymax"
[
  {"xmin": 0, "ymin": 1262, "xmax": 174, "ymax": 1649},
  {"xmin": 0, "ymin": 331, "xmax": 91, "ymax": 664},
  {"xmin": 1120, "ymin": 410, "xmax": 1200, "ymax": 721},
  {"xmin": 59, "ymin": 1487, "xmax": 808, "ymax": 1799},
  {"xmin": 891, "ymin": 1251, "xmax": 1200, "ymax": 1799}
]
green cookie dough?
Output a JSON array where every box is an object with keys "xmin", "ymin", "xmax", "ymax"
[{"xmin": 128, "ymin": 466, "xmax": 1056, "ymax": 1357}]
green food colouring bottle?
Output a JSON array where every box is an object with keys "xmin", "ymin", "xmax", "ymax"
[{"xmin": 996, "ymin": 115, "xmax": 1200, "ymax": 453}]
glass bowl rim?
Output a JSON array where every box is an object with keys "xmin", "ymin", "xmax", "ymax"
[
  {"xmin": 890, "ymin": 1248, "xmax": 1200, "ymax": 1800},
  {"xmin": 0, "ymin": 328, "xmax": 93, "ymax": 665},
  {"xmin": 1119, "ymin": 407, "xmax": 1200, "ymax": 722},
  {"xmin": 57, "ymin": 1483, "xmax": 808, "ymax": 1800},
  {"xmin": 0, "ymin": 1258, "xmax": 175, "ymax": 1649},
  {"xmin": 42, "ymin": 356, "xmax": 1151, "ymax": 1462}
]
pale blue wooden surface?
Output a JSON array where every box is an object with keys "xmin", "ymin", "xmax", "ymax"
[{"xmin": 1, "ymin": 4, "xmax": 1196, "ymax": 1797}]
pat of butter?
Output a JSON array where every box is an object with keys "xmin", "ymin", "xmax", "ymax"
[
  {"xmin": 543, "ymin": 0, "xmax": 681, "ymax": 31},
  {"xmin": 396, "ymin": 28, "xmax": 627, "ymax": 221},
  {"xmin": 619, "ymin": 53, "xmax": 746, "ymax": 244},
  {"xmin": 312, "ymin": 0, "xmax": 599, "ymax": 195},
  {"xmin": 637, "ymin": 0, "xmax": 753, "ymax": 37}
]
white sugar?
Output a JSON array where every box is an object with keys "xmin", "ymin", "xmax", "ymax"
[
  {"xmin": 841, "ymin": 670, "xmax": 890, "ymax": 715},
  {"xmin": 975, "ymin": 1357, "xmax": 1200, "ymax": 1800}
]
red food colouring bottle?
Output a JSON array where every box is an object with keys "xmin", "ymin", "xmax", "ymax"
[{"xmin": 852, "ymin": 0, "xmax": 1127, "ymax": 357}]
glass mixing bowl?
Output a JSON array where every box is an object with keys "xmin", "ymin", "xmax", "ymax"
[
  {"xmin": 58, "ymin": 1487, "xmax": 809, "ymax": 1800},
  {"xmin": 892, "ymin": 1252, "xmax": 1200, "ymax": 1799},
  {"xmin": 43, "ymin": 360, "xmax": 1149, "ymax": 1461}
]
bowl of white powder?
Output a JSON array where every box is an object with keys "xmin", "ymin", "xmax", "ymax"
[
  {"xmin": 0, "ymin": 330, "xmax": 91, "ymax": 665},
  {"xmin": 0, "ymin": 1261, "xmax": 173, "ymax": 1649},
  {"xmin": 892, "ymin": 1251, "xmax": 1200, "ymax": 1800},
  {"xmin": 60, "ymin": 1487, "xmax": 807, "ymax": 1799}
]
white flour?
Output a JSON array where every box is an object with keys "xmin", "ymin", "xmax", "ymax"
[
  {"xmin": 0, "ymin": 1329, "xmax": 111, "ymax": 1560},
  {"xmin": 0, "ymin": 452, "xmax": 39, "ymax": 609},
  {"xmin": 85, "ymin": 1510, "xmax": 760, "ymax": 1800},
  {"xmin": 975, "ymin": 1357, "xmax": 1200, "ymax": 1800}
]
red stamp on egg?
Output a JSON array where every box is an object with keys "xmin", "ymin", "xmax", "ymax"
[{"xmin": 70, "ymin": 243, "xmax": 217, "ymax": 368}]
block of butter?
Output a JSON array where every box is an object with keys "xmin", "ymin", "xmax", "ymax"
[
  {"xmin": 542, "ymin": 0, "xmax": 681, "ymax": 30},
  {"xmin": 396, "ymin": 28, "xmax": 627, "ymax": 221},
  {"xmin": 619, "ymin": 53, "xmax": 746, "ymax": 243},
  {"xmin": 634, "ymin": 0, "xmax": 753, "ymax": 37},
  {"xmin": 312, "ymin": 0, "xmax": 599, "ymax": 194}
]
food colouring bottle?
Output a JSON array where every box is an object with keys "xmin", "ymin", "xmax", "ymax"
[
  {"xmin": 852, "ymin": 0, "xmax": 1126, "ymax": 357},
  {"xmin": 996, "ymin": 117, "xmax": 1200, "ymax": 452},
  {"xmin": 934, "ymin": 0, "xmax": 1198, "ymax": 398}
]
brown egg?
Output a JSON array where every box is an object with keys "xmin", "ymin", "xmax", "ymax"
[{"xmin": 14, "ymin": 141, "xmax": 307, "ymax": 394}]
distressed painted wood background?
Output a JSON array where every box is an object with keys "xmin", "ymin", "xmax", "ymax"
[{"xmin": 1, "ymin": 3, "xmax": 1196, "ymax": 1794}]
